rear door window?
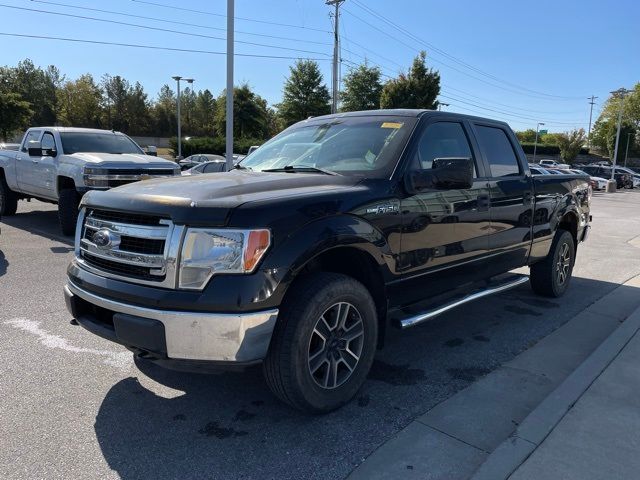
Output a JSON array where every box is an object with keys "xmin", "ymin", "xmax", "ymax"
[
  {"xmin": 412, "ymin": 121, "xmax": 477, "ymax": 175},
  {"xmin": 475, "ymin": 125, "xmax": 521, "ymax": 177}
]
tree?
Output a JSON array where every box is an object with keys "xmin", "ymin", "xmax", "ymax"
[
  {"xmin": 151, "ymin": 84, "xmax": 176, "ymax": 137},
  {"xmin": 57, "ymin": 74, "xmax": 103, "ymax": 128},
  {"xmin": 591, "ymin": 83, "xmax": 640, "ymax": 158},
  {"xmin": 515, "ymin": 129, "xmax": 537, "ymax": 143},
  {"xmin": 380, "ymin": 51, "xmax": 440, "ymax": 110},
  {"xmin": 340, "ymin": 63, "xmax": 383, "ymax": 112},
  {"xmin": 4, "ymin": 59, "xmax": 60, "ymax": 126},
  {"xmin": 192, "ymin": 89, "xmax": 216, "ymax": 137},
  {"xmin": 102, "ymin": 74, "xmax": 131, "ymax": 132},
  {"xmin": 277, "ymin": 60, "xmax": 330, "ymax": 126},
  {"xmin": 214, "ymin": 84, "xmax": 270, "ymax": 140},
  {"xmin": 126, "ymin": 82, "xmax": 152, "ymax": 136},
  {"xmin": 0, "ymin": 92, "xmax": 32, "ymax": 140},
  {"xmin": 556, "ymin": 129, "xmax": 586, "ymax": 162}
]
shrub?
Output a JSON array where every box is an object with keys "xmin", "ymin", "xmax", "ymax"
[
  {"xmin": 169, "ymin": 136, "xmax": 264, "ymax": 157},
  {"xmin": 519, "ymin": 143, "xmax": 589, "ymax": 156}
]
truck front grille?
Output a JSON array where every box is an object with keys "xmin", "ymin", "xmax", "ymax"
[{"xmin": 78, "ymin": 208, "xmax": 183, "ymax": 288}]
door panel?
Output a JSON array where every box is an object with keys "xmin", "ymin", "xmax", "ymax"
[
  {"xmin": 16, "ymin": 130, "xmax": 42, "ymax": 193},
  {"xmin": 395, "ymin": 121, "xmax": 491, "ymax": 306},
  {"xmin": 34, "ymin": 132, "xmax": 57, "ymax": 198},
  {"xmin": 473, "ymin": 124, "xmax": 533, "ymax": 272}
]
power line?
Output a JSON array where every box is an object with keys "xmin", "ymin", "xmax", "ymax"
[
  {"xmin": 0, "ymin": 32, "xmax": 330, "ymax": 60},
  {"xmin": 350, "ymin": 0, "xmax": 584, "ymax": 100},
  {"xmin": 0, "ymin": 4, "xmax": 331, "ymax": 57},
  {"xmin": 131, "ymin": 0, "xmax": 331, "ymax": 33},
  {"xmin": 31, "ymin": 0, "xmax": 332, "ymax": 46}
]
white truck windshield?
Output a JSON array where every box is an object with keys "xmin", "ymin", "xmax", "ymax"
[{"xmin": 59, "ymin": 132, "xmax": 143, "ymax": 155}]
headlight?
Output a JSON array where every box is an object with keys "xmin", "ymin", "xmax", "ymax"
[
  {"xmin": 83, "ymin": 167, "xmax": 110, "ymax": 187},
  {"xmin": 178, "ymin": 228, "xmax": 271, "ymax": 290}
]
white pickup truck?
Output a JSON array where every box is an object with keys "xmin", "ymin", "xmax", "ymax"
[{"xmin": 0, "ymin": 127, "xmax": 180, "ymax": 235}]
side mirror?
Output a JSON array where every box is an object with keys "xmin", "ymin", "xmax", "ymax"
[
  {"xmin": 145, "ymin": 145, "xmax": 158, "ymax": 156},
  {"xmin": 405, "ymin": 157, "xmax": 474, "ymax": 194},
  {"xmin": 247, "ymin": 145, "xmax": 260, "ymax": 155},
  {"xmin": 27, "ymin": 140, "xmax": 43, "ymax": 157}
]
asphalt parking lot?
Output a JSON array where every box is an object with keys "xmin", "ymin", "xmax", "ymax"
[{"xmin": 2, "ymin": 190, "xmax": 640, "ymax": 480}]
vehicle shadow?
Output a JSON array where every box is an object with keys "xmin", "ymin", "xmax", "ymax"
[
  {"xmin": 92, "ymin": 276, "xmax": 637, "ymax": 480},
  {"xmin": 2, "ymin": 204, "xmax": 73, "ymax": 245},
  {"xmin": 0, "ymin": 250, "xmax": 7, "ymax": 277}
]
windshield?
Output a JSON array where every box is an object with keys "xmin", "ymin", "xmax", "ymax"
[
  {"xmin": 59, "ymin": 132, "xmax": 144, "ymax": 155},
  {"xmin": 240, "ymin": 116, "xmax": 417, "ymax": 178}
]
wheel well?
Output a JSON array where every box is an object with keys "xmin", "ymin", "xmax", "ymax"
[
  {"xmin": 558, "ymin": 212, "xmax": 578, "ymax": 247},
  {"xmin": 296, "ymin": 247, "xmax": 388, "ymax": 347},
  {"xmin": 57, "ymin": 176, "xmax": 75, "ymax": 193}
]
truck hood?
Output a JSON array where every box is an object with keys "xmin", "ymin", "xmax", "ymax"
[
  {"xmin": 82, "ymin": 170, "xmax": 363, "ymax": 225},
  {"xmin": 68, "ymin": 152, "xmax": 177, "ymax": 168}
]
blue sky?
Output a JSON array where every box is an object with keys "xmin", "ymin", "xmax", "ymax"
[{"xmin": 1, "ymin": 0, "xmax": 638, "ymax": 132}]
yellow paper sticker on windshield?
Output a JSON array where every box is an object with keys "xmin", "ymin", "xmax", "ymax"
[{"xmin": 381, "ymin": 122, "xmax": 403, "ymax": 129}]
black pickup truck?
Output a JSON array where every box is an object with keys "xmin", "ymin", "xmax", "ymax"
[{"xmin": 64, "ymin": 110, "xmax": 591, "ymax": 412}]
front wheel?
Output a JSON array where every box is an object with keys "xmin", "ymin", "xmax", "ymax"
[
  {"xmin": 530, "ymin": 229, "xmax": 575, "ymax": 297},
  {"xmin": 58, "ymin": 189, "xmax": 80, "ymax": 236},
  {"xmin": 0, "ymin": 175, "xmax": 18, "ymax": 216},
  {"xmin": 263, "ymin": 272, "xmax": 378, "ymax": 413}
]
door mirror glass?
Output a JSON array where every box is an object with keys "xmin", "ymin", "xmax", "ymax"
[
  {"xmin": 27, "ymin": 140, "xmax": 43, "ymax": 157},
  {"xmin": 405, "ymin": 157, "xmax": 474, "ymax": 193}
]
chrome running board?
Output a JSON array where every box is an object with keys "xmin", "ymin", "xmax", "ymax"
[{"xmin": 399, "ymin": 274, "xmax": 529, "ymax": 329}]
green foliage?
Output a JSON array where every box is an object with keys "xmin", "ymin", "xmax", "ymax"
[
  {"xmin": 519, "ymin": 143, "xmax": 589, "ymax": 156},
  {"xmin": 380, "ymin": 51, "xmax": 440, "ymax": 109},
  {"xmin": 591, "ymin": 83, "xmax": 640, "ymax": 158},
  {"xmin": 57, "ymin": 74, "xmax": 103, "ymax": 128},
  {"xmin": 340, "ymin": 63, "xmax": 383, "ymax": 112},
  {"xmin": 515, "ymin": 129, "xmax": 537, "ymax": 143},
  {"xmin": 277, "ymin": 60, "xmax": 331, "ymax": 126},
  {"xmin": 214, "ymin": 84, "xmax": 271, "ymax": 140},
  {"xmin": 556, "ymin": 129, "xmax": 586, "ymax": 162},
  {"xmin": 169, "ymin": 136, "xmax": 263, "ymax": 157},
  {"xmin": 0, "ymin": 92, "xmax": 33, "ymax": 140}
]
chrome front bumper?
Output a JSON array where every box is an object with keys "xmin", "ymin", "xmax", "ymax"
[{"xmin": 64, "ymin": 281, "xmax": 278, "ymax": 363}]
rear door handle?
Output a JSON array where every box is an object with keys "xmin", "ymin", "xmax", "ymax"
[{"xmin": 477, "ymin": 194, "xmax": 490, "ymax": 212}]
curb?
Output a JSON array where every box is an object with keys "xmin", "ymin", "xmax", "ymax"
[{"xmin": 470, "ymin": 304, "xmax": 640, "ymax": 480}]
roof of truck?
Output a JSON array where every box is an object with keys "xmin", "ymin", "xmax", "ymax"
[
  {"xmin": 27, "ymin": 127, "xmax": 126, "ymax": 134},
  {"xmin": 299, "ymin": 108, "xmax": 511, "ymax": 127}
]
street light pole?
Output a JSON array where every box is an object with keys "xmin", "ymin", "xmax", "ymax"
[
  {"xmin": 533, "ymin": 122, "xmax": 544, "ymax": 164},
  {"xmin": 225, "ymin": 0, "xmax": 234, "ymax": 171},
  {"xmin": 624, "ymin": 132, "xmax": 632, "ymax": 168},
  {"xmin": 172, "ymin": 75, "xmax": 182, "ymax": 160},
  {"xmin": 438, "ymin": 103, "xmax": 450, "ymax": 111}
]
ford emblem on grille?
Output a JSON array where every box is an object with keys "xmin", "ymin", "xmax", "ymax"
[{"xmin": 92, "ymin": 229, "xmax": 118, "ymax": 249}]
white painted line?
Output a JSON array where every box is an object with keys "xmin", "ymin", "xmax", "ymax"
[{"xmin": 4, "ymin": 317, "xmax": 131, "ymax": 370}]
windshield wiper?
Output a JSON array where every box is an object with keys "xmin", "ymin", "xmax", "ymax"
[{"xmin": 262, "ymin": 165, "xmax": 340, "ymax": 176}]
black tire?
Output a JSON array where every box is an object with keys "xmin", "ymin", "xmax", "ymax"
[
  {"xmin": 530, "ymin": 229, "xmax": 575, "ymax": 297},
  {"xmin": 263, "ymin": 272, "xmax": 378, "ymax": 413},
  {"xmin": 0, "ymin": 174, "xmax": 18, "ymax": 216},
  {"xmin": 58, "ymin": 188, "xmax": 80, "ymax": 236}
]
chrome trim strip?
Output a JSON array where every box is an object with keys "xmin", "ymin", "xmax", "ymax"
[
  {"xmin": 400, "ymin": 275, "xmax": 529, "ymax": 329},
  {"xmin": 84, "ymin": 174, "xmax": 174, "ymax": 181},
  {"xmin": 85, "ymin": 217, "xmax": 169, "ymax": 239},
  {"xmin": 80, "ymin": 240, "xmax": 166, "ymax": 269},
  {"xmin": 65, "ymin": 281, "xmax": 278, "ymax": 362}
]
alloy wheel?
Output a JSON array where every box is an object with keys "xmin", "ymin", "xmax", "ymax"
[
  {"xmin": 556, "ymin": 242, "xmax": 571, "ymax": 285},
  {"xmin": 307, "ymin": 302, "xmax": 365, "ymax": 390}
]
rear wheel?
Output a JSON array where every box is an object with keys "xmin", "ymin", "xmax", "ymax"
[
  {"xmin": 263, "ymin": 272, "xmax": 378, "ymax": 413},
  {"xmin": 58, "ymin": 188, "xmax": 80, "ymax": 236},
  {"xmin": 530, "ymin": 229, "xmax": 575, "ymax": 297},
  {"xmin": 0, "ymin": 175, "xmax": 18, "ymax": 216}
]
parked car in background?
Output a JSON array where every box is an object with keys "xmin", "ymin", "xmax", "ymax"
[
  {"xmin": 615, "ymin": 166, "xmax": 640, "ymax": 188},
  {"xmin": 539, "ymin": 159, "xmax": 570, "ymax": 169},
  {"xmin": 178, "ymin": 154, "xmax": 225, "ymax": 171},
  {"xmin": 580, "ymin": 165, "xmax": 634, "ymax": 189},
  {"xmin": 0, "ymin": 142, "xmax": 20, "ymax": 151},
  {"xmin": 529, "ymin": 165, "xmax": 551, "ymax": 175},
  {"xmin": 181, "ymin": 159, "xmax": 229, "ymax": 176},
  {"xmin": 569, "ymin": 169, "xmax": 608, "ymax": 191},
  {"xmin": 0, "ymin": 127, "xmax": 180, "ymax": 234},
  {"xmin": 64, "ymin": 109, "xmax": 591, "ymax": 412}
]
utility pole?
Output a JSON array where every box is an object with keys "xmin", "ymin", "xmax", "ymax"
[
  {"xmin": 608, "ymin": 88, "xmax": 630, "ymax": 191},
  {"xmin": 587, "ymin": 95, "xmax": 598, "ymax": 148},
  {"xmin": 226, "ymin": 0, "xmax": 234, "ymax": 171},
  {"xmin": 533, "ymin": 122, "xmax": 545, "ymax": 164},
  {"xmin": 327, "ymin": 0, "xmax": 344, "ymax": 114}
]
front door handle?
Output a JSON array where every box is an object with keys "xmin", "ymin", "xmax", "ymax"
[
  {"xmin": 477, "ymin": 194, "xmax": 490, "ymax": 212},
  {"xmin": 523, "ymin": 191, "xmax": 533, "ymax": 205}
]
